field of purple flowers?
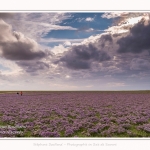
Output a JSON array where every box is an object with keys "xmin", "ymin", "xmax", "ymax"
[{"xmin": 0, "ymin": 91, "xmax": 150, "ymax": 137}]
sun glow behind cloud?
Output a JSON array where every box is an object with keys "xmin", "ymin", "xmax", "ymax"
[{"xmin": 105, "ymin": 13, "xmax": 150, "ymax": 34}]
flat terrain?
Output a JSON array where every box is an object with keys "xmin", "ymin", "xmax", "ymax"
[{"xmin": 0, "ymin": 91, "xmax": 150, "ymax": 137}]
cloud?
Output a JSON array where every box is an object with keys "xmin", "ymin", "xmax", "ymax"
[
  {"xmin": 40, "ymin": 38, "xmax": 84, "ymax": 43},
  {"xmin": 76, "ymin": 26, "xmax": 103, "ymax": 34},
  {"xmin": 130, "ymin": 58, "xmax": 150, "ymax": 70},
  {"xmin": 1, "ymin": 12, "xmax": 150, "ymax": 90},
  {"xmin": 101, "ymin": 12, "xmax": 129, "ymax": 19},
  {"xmin": 57, "ymin": 43, "xmax": 111, "ymax": 70},
  {"xmin": 65, "ymin": 75, "xmax": 71, "ymax": 79},
  {"xmin": 1, "ymin": 41, "xmax": 46, "ymax": 60},
  {"xmin": 76, "ymin": 26, "xmax": 92, "ymax": 32},
  {"xmin": 101, "ymin": 34, "xmax": 113, "ymax": 42},
  {"xmin": 51, "ymin": 44, "xmax": 69, "ymax": 55},
  {"xmin": 63, "ymin": 41, "xmax": 72, "ymax": 46},
  {"xmin": 97, "ymin": 34, "xmax": 113, "ymax": 48},
  {"xmin": 105, "ymin": 25, "xmax": 131, "ymax": 34},
  {"xmin": 0, "ymin": 57, "xmax": 22, "ymax": 76},
  {"xmin": 0, "ymin": 13, "xmax": 14, "ymax": 19},
  {"xmin": 85, "ymin": 17, "xmax": 94, "ymax": 22},
  {"xmin": 76, "ymin": 18, "xmax": 85, "ymax": 22},
  {"xmin": 7, "ymin": 13, "xmax": 76, "ymax": 40},
  {"xmin": 16, "ymin": 61, "xmax": 49, "ymax": 73},
  {"xmin": 117, "ymin": 19, "xmax": 150, "ymax": 53},
  {"xmin": 101, "ymin": 12, "xmax": 147, "ymax": 20},
  {"xmin": 0, "ymin": 19, "xmax": 46, "ymax": 60},
  {"xmin": 103, "ymin": 13, "xmax": 150, "ymax": 35},
  {"xmin": 16, "ymin": 13, "xmax": 71, "ymax": 25},
  {"xmin": 12, "ymin": 20, "xmax": 77, "ymax": 40}
]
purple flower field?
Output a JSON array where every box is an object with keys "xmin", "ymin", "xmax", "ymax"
[{"xmin": 0, "ymin": 91, "xmax": 150, "ymax": 137}]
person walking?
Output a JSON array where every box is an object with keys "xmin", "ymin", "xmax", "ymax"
[{"xmin": 20, "ymin": 91, "xmax": 22, "ymax": 96}]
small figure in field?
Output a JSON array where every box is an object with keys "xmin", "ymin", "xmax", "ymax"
[
  {"xmin": 20, "ymin": 91, "xmax": 22, "ymax": 96},
  {"xmin": 17, "ymin": 92, "xmax": 19, "ymax": 95}
]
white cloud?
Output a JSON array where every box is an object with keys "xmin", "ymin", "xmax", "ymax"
[
  {"xmin": 63, "ymin": 41, "xmax": 72, "ymax": 46},
  {"xmin": 85, "ymin": 17, "xmax": 94, "ymax": 22},
  {"xmin": 7, "ymin": 13, "xmax": 75, "ymax": 40},
  {"xmin": 40, "ymin": 38, "xmax": 84, "ymax": 43},
  {"xmin": 10, "ymin": 20, "xmax": 77, "ymax": 40},
  {"xmin": 50, "ymin": 44, "xmax": 69, "ymax": 55},
  {"xmin": 85, "ymin": 28, "xmax": 94, "ymax": 32},
  {"xmin": 105, "ymin": 25, "xmax": 130, "ymax": 34},
  {"xmin": 101, "ymin": 12, "xmax": 129, "ymax": 19},
  {"xmin": 76, "ymin": 18, "xmax": 85, "ymax": 22}
]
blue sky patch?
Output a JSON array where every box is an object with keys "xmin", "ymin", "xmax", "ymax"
[{"xmin": 43, "ymin": 13, "xmax": 113, "ymax": 40}]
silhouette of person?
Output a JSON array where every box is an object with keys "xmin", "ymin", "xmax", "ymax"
[{"xmin": 21, "ymin": 91, "xmax": 22, "ymax": 96}]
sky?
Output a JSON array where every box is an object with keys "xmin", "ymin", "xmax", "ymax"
[{"xmin": 0, "ymin": 12, "xmax": 150, "ymax": 91}]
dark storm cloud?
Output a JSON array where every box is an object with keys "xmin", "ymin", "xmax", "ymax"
[
  {"xmin": 98, "ymin": 34, "xmax": 113, "ymax": 48},
  {"xmin": 17, "ymin": 61, "xmax": 49, "ymax": 73},
  {"xmin": 0, "ymin": 41, "xmax": 46, "ymax": 60},
  {"xmin": 57, "ymin": 43, "xmax": 111, "ymax": 70},
  {"xmin": 0, "ymin": 19, "xmax": 47, "ymax": 60},
  {"xmin": 112, "ymin": 33, "xmax": 122, "ymax": 37},
  {"xmin": 117, "ymin": 19, "xmax": 150, "ymax": 53},
  {"xmin": 101, "ymin": 34, "xmax": 113, "ymax": 42}
]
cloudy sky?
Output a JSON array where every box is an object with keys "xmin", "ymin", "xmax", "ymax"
[{"xmin": 0, "ymin": 12, "xmax": 150, "ymax": 91}]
